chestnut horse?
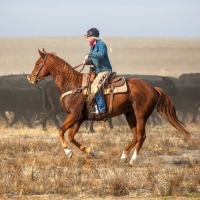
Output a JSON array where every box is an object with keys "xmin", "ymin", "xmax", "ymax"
[{"xmin": 27, "ymin": 49, "xmax": 190, "ymax": 165}]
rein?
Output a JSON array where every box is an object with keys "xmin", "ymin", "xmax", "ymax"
[{"xmin": 38, "ymin": 62, "xmax": 85, "ymax": 81}]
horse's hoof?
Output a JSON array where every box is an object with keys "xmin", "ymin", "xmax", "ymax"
[
  {"xmin": 88, "ymin": 147, "xmax": 95, "ymax": 157},
  {"xmin": 129, "ymin": 161, "xmax": 136, "ymax": 166},
  {"xmin": 86, "ymin": 129, "xmax": 95, "ymax": 134},
  {"xmin": 120, "ymin": 151, "xmax": 128, "ymax": 163},
  {"xmin": 68, "ymin": 151, "xmax": 73, "ymax": 159},
  {"xmin": 120, "ymin": 158, "xmax": 127, "ymax": 163},
  {"xmin": 64, "ymin": 149, "xmax": 73, "ymax": 159},
  {"xmin": 107, "ymin": 127, "xmax": 113, "ymax": 132}
]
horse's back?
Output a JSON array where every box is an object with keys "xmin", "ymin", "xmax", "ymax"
[
  {"xmin": 126, "ymin": 78, "xmax": 159, "ymax": 111},
  {"xmin": 126, "ymin": 77, "xmax": 157, "ymax": 94}
]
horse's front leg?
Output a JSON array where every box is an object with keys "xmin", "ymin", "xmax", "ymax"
[
  {"xmin": 68, "ymin": 121, "xmax": 94, "ymax": 155},
  {"xmin": 59, "ymin": 115, "xmax": 93, "ymax": 158},
  {"xmin": 59, "ymin": 113, "xmax": 78, "ymax": 158}
]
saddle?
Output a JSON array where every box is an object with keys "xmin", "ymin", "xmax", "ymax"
[
  {"xmin": 82, "ymin": 72, "xmax": 127, "ymax": 95},
  {"xmin": 106, "ymin": 72, "xmax": 124, "ymax": 87},
  {"xmin": 82, "ymin": 72, "xmax": 127, "ymax": 121}
]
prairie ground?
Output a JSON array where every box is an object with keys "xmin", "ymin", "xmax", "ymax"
[{"xmin": 0, "ymin": 120, "xmax": 200, "ymax": 200}]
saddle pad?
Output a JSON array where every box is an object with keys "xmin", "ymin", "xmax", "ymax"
[
  {"xmin": 82, "ymin": 77, "xmax": 127, "ymax": 95},
  {"xmin": 104, "ymin": 77, "xmax": 127, "ymax": 94}
]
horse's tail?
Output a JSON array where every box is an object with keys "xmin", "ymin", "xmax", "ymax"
[{"xmin": 154, "ymin": 87, "xmax": 190, "ymax": 139}]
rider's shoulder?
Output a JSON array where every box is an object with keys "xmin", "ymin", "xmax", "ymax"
[{"xmin": 96, "ymin": 40, "xmax": 106, "ymax": 47}]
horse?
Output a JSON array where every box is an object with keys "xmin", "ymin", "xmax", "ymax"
[{"xmin": 27, "ymin": 49, "xmax": 190, "ymax": 165}]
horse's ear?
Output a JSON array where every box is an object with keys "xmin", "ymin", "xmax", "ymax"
[
  {"xmin": 38, "ymin": 49, "xmax": 45, "ymax": 59},
  {"xmin": 42, "ymin": 48, "xmax": 47, "ymax": 53},
  {"xmin": 51, "ymin": 52, "xmax": 57, "ymax": 56}
]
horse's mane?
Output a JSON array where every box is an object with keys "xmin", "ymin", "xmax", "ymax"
[
  {"xmin": 48, "ymin": 51, "xmax": 81, "ymax": 76},
  {"xmin": 46, "ymin": 51, "xmax": 83, "ymax": 90}
]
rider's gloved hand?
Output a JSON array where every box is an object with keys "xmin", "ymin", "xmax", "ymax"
[{"xmin": 83, "ymin": 54, "xmax": 89, "ymax": 64}]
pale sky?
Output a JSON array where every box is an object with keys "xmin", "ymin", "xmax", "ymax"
[{"xmin": 0, "ymin": 0, "xmax": 200, "ymax": 37}]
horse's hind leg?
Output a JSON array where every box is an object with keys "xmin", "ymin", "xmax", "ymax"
[
  {"xmin": 129, "ymin": 118, "xmax": 146, "ymax": 165},
  {"xmin": 121, "ymin": 111, "xmax": 137, "ymax": 162}
]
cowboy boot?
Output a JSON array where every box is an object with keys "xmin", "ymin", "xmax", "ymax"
[{"xmin": 95, "ymin": 111, "xmax": 107, "ymax": 121}]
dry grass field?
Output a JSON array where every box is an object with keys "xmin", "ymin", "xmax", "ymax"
[
  {"xmin": 0, "ymin": 37, "xmax": 200, "ymax": 77},
  {"xmin": 0, "ymin": 121, "xmax": 200, "ymax": 200},
  {"xmin": 0, "ymin": 37, "xmax": 200, "ymax": 199}
]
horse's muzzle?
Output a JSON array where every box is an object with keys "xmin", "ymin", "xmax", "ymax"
[{"xmin": 27, "ymin": 74, "xmax": 38, "ymax": 84}]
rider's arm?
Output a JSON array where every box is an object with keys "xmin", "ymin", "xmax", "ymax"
[
  {"xmin": 83, "ymin": 54, "xmax": 93, "ymax": 65},
  {"xmin": 89, "ymin": 42, "xmax": 106, "ymax": 59}
]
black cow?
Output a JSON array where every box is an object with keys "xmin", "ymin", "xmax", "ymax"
[
  {"xmin": 123, "ymin": 74, "xmax": 182, "ymax": 85},
  {"xmin": 0, "ymin": 75, "xmax": 32, "ymax": 124},
  {"xmin": 0, "ymin": 74, "xmax": 55, "ymax": 129},
  {"xmin": 179, "ymin": 73, "xmax": 200, "ymax": 86},
  {"xmin": 0, "ymin": 74, "xmax": 47, "ymax": 88},
  {"xmin": 170, "ymin": 85, "xmax": 200, "ymax": 124},
  {"xmin": 0, "ymin": 86, "xmax": 45, "ymax": 128}
]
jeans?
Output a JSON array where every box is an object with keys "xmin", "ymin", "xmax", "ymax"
[{"xmin": 95, "ymin": 90, "xmax": 106, "ymax": 112}]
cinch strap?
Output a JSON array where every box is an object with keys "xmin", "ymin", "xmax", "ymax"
[{"xmin": 60, "ymin": 88, "xmax": 84, "ymax": 102}]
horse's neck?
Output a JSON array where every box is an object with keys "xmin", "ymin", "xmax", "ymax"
[{"xmin": 51, "ymin": 60, "xmax": 83, "ymax": 94}]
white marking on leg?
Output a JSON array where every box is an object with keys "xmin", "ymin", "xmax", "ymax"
[
  {"xmin": 121, "ymin": 150, "xmax": 128, "ymax": 159},
  {"xmin": 129, "ymin": 150, "xmax": 137, "ymax": 165},
  {"xmin": 87, "ymin": 147, "xmax": 95, "ymax": 156},
  {"xmin": 64, "ymin": 149, "xmax": 73, "ymax": 158}
]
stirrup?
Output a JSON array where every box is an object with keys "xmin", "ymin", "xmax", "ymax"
[
  {"xmin": 97, "ymin": 112, "xmax": 107, "ymax": 121},
  {"xmin": 91, "ymin": 111, "xmax": 106, "ymax": 116},
  {"xmin": 99, "ymin": 112, "xmax": 106, "ymax": 117}
]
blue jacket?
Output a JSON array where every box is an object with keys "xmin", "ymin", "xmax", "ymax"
[{"xmin": 88, "ymin": 40, "xmax": 112, "ymax": 74}]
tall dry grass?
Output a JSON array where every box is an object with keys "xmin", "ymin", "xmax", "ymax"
[{"xmin": 0, "ymin": 122, "xmax": 200, "ymax": 199}]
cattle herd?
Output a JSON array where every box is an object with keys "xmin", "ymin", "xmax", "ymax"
[
  {"xmin": 0, "ymin": 73, "xmax": 200, "ymax": 131},
  {"xmin": 0, "ymin": 74, "xmax": 66, "ymax": 130}
]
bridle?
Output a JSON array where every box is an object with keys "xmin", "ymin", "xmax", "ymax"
[
  {"xmin": 35, "ymin": 53, "xmax": 49, "ymax": 80},
  {"xmin": 28, "ymin": 53, "xmax": 49, "ymax": 82},
  {"xmin": 29, "ymin": 53, "xmax": 85, "ymax": 82}
]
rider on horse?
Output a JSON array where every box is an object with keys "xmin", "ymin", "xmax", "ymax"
[{"xmin": 83, "ymin": 28, "xmax": 112, "ymax": 117}]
